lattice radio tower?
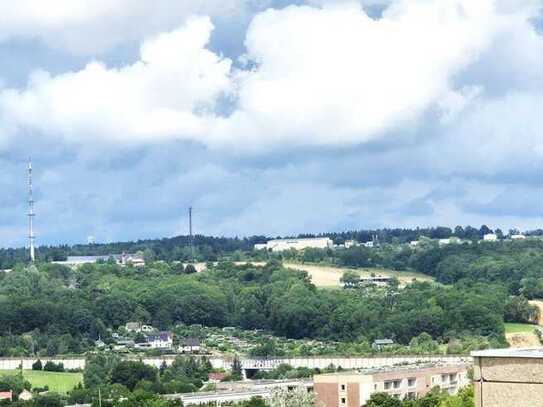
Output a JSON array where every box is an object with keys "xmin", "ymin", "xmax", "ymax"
[
  {"xmin": 28, "ymin": 158, "xmax": 36, "ymax": 262},
  {"xmin": 189, "ymin": 206, "xmax": 194, "ymax": 263}
]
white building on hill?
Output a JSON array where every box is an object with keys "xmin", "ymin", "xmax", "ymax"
[{"xmin": 254, "ymin": 237, "xmax": 333, "ymax": 252}]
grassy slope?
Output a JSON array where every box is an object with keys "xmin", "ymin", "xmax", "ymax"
[
  {"xmin": 0, "ymin": 370, "xmax": 82, "ymax": 394},
  {"xmin": 504, "ymin": 322, "xmax": 539, "ymax": 334},
  {"xmin": 283, "ymin": 262, "xmax": 434, "ymax": 288}
]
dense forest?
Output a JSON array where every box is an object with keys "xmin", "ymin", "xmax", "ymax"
[{"xmin": 0, "ymin": 259, "xmax": 519, "ymax": 357}]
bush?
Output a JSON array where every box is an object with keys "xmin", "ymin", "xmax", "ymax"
[
  {"xmin": 32, "ymin": 359, "xmax": 43, "ymax": 370},
  {"xmin": 43, "ymin": 361, "xmax": 65, "ymax": 372}
]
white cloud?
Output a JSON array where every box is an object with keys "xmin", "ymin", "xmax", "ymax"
[
  {"xmin": 0, "ymin": 0, "xmax": 245, "ymax": 54},
  {"xmin": 0, "ymin": 0, "xmax": 542, "ymax": 153},
  {"xmin": 212, "ymin": 0, "xmax": 512, "ymax": 149},
  {"xmin": 0, "ymin": 17, "xmax": 232, "ymax": 146}
]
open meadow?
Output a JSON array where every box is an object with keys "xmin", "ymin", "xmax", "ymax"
[
  {"xmin": 283, "ymin": 262, "xmax": 434, "ymax": 288},
  {"xmin": 0, "ymin": 370, "xmax": 82, "ymax": 394}
]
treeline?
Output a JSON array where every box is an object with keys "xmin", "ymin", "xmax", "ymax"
[
  {"xmin": 1, "ymin": 224, "xmax": 528, "ymax": 269},
  {"xmin": 0, "ymin": 235, "xmax": 267, "ymax": 269},
  {"xmin": 0, "ymin": 261, "xmax": 511, "ymax": 357}
]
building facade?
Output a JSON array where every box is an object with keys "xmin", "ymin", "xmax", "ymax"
[
  {"xmin": 314, "ymin": 364, "xmax": 469, "ymax": 407},
  {"xmin": 254, "ymin": 237, "xmax": 333, "ymax": 252},
  {"xmin": 472, "ymin": 348, "xmax": 543, "ymax": 407}
]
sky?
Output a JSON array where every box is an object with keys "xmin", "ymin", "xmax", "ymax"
[{"xmin": 1, "ymin": 0, "xmax": 543, "ymax": 247}]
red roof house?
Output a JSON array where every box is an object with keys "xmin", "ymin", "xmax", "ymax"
[{"xmin": 0, "ymin": 391, "xmax": 13, "ymax": 401}]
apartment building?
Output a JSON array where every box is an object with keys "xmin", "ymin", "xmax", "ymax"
[
  {"xmin": 472, "ymin": 348, "xmax": 543, "ymax": 407},
  {"xmin": 314, "ymin": 363, "xmax": 469, "ymax": 407}
]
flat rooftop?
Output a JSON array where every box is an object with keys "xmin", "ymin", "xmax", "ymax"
[{"xmin": 471, "ymin": 347, "xmax": 543, "ymax": 358}]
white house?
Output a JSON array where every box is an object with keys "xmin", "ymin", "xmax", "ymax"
[
  {"xmin": 345, "ymin": 240, "xmax": 359, "ymax": 248},
  {"xmin": 483, "ymin": 233, "xmax": 498, "ymax": 242},
  {"xmin": 179, "ymin": 337, "xmax": 201, "ymax": 354},
  {"xmin": 147, "ymin": 331, "xmax": 173, "ymax": 349},
  {"xmin": 19, "ymin": 390, "xmax": 33, "ymax": 401},
  {"xmin": 511, "ymin": 234, "xmax": 526, "ymax": 240}
]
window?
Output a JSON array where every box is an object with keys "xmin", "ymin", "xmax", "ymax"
[
  {"xmin": 384, "ymin": 381, "xmax": 392, "ymax": 390},
  {"xmin": 393, "ymin": 380, "xmax": 401, "ymax": 389},
  {"xmin": 341, "ymin": 384, "xmax": 346, "ymax": 391},
  {"xmin": 340, "ymin": 397, "xmax": 346, "ymax": 405},
  {"xmin": 406, "ymin": 392, "xmax": 416, "ymax": 399},
  {"xmin": 408, "ymin": 378, "xmax": 416, "ymax": 387},
  {"xmin": 441, "ymin": 374, "xmax": 448, "ymax": 383}
]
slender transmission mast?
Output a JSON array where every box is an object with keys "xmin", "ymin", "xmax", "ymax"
[
  {"xmin": 28, "ymin": 158, "xmax": 36, "ymax": 262},
  {"xmin": 189, "ymin": 207, "xmax": 194, "ymax": 263}
]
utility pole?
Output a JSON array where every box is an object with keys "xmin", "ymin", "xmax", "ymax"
[
  {"xmin": 189, "ymin": 206, "xmax": 194, "ymax": 263},
  {"xmin": 28, "ymin": 158, "xmax": 36, "ymax": 262}
]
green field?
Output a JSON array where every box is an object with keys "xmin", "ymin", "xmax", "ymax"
[
  {"xmin": 0, "ymin": 370, "xmax": 82, "ymax": 394},
  {"xmin": 504, "ymin": 322, "xmax": 539, "ymax": 334}
]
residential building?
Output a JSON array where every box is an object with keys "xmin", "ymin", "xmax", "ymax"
[
  {"xmin": 147, "ymin": 331, "xmax": 173, "ymax": 349},
  {"xmin": 511, "ymin": 234, "xmax": 526, "ymax": 240},
  {"xmin": 438, "ymin": 238, "xmax": 451, "ymax": 246},
  {"xmin": 95, "ymin": 339, "xmax": 106, "ymax": 349},
  {"xmin": 125, "ymin": 322, "xmax": 155, "ymax": 333},
  {"xmin": 371, "ymin": 339, "xmax": 394, "ymax": 350},
  {"xmin": 359, "ymin": 276, "xmax": 393, "ymax": 287},
  {"xmin": 472, "ymin": 348, "xmax": 543, "ymax": 407},
  {"xmin": 345, "ymin": 240, "xmax": 359, "ymax": 248},
  {"xmin": 208, "ymin": 372, "xmax": 227, "ymax": 383},
  {"xmin": 19, "ymin": 389, "xmax": 33, "ymax": 401},
  {"xmin": 179, "ymin": 337, "xmax": 201, "ymax": 354},
  {"xmin": 253, "ymin": 237, "xmax": 333, "ymax": 252},
  {"xmin": 314, "ymin": 363, "xmax": 469, "ymax": 407},
  {"xmin": 363, "ymin": 241, "xmax": 374, "ymax": 248},
  {"xmin": 483, "ymin": 233, "xmax": 498, "ymax": 242},
  {"xmin": 121, "ymin": 252, "xmax": 145, "ymax": 267},
  {"xmin": 0, "ymin": 391, "xmax": 12, "ymax": 402}
]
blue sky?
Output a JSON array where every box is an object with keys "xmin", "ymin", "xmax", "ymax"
[{"xmin": 1, "ymin": 0, "xmax": 543, "ymax": 247}]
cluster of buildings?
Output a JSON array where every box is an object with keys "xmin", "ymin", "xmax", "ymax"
[
  {"xmin": 53, "ymin": 253, "xmax": 145, "ymax": 267},
  {"xmin": 95, "ymin": 322, "xmax": 202, "ymax": 354},
  {"xmin": 410, "ymin": 233, "xmax": 528, "ymax": 248},
  {"xmin": 167, "ymin": 362, "xmax": 470, "ymax": 406},
  {"xmin": 254, "ymin": 232, "xmax": 531, "ymax": 252},
  {"xmin": 343, "ymin": 275, "xmax": 394, "ymax": 289}
]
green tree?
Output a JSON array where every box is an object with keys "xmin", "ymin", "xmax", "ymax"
[
  {"xmin": 184, "ymin": 264, "xmax": 197, "ymax": 274},
  {"xmin": 84, "ymin": 353, "xmax": 121, "ymax": 389},
  {"xmin": 111, "ymin": 361, "xmax": 158, "ymax": 391},
  {"xmin": 364, "ymin": 392, "xmax": 402, "ymax": 407},
  {"xmin": 340, "ymin": 271, "xmax": 360, "ymax": 288}
]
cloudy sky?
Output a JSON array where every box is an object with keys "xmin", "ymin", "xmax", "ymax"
[{"xmin": 1, "ymin": 0, "xmax": 543, "ymax": 246}]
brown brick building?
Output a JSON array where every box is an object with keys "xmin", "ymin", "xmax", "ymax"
[
  {"xmin": 314, "ymin": 363, "xmax": 469, "ymax": 407},
  {"xmin": 472, "ymin": 348, "xmax": 543, "ymax": 407}
]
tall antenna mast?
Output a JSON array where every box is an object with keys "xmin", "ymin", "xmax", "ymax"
[
  {"xmin": 189, "ymin": 207, "xmax": 194, "ymax": 263},
  {"xmin": 28, "ymin": 158, "xmax": 36, "ymax": 262}
]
